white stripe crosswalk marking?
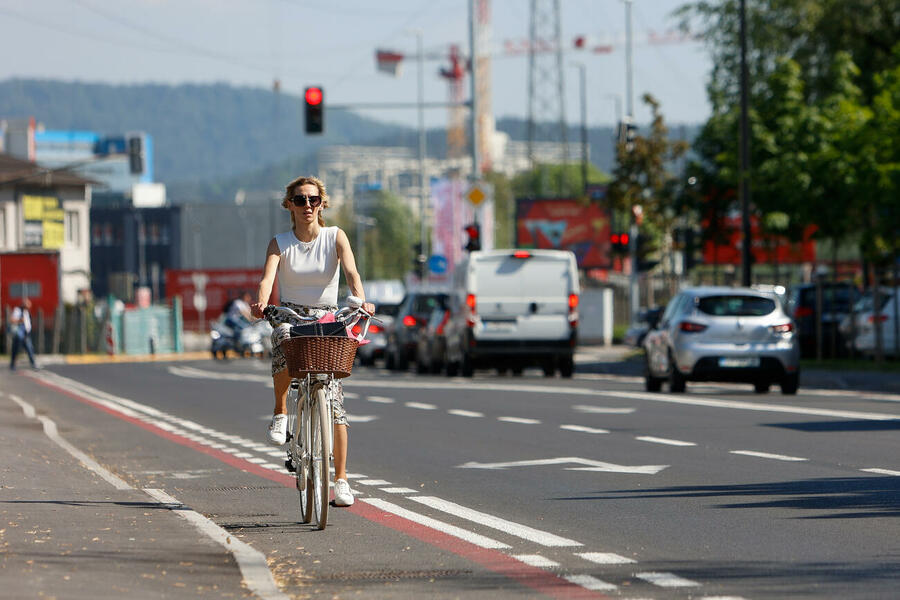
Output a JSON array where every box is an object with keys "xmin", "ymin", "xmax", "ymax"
[
  {"xmin": 512, "ymin": 554, "xmax": 559, "ymax": 568},
  {"xmin": 563, "ymin": 574, "xmax": 617, "ymax": 591},
  {"xmin": 380, "ymin": 487, "xmax": 419, "ymax": 494},
  {"xmin": 362, "ymin": 498, "xmax": 510, "ymax": 549},
  {"xmin": 358, "ymin": 479, "xmax": 392, "ymax": 486},
  {"xmin": 636, "ymin": 435, "xmax": 697, "ymax": 447},
  {"xmin": 409, "ymin": 496, "xmax": 582, "ymax": 547},
  {"xmin": 575, "ymin": 551, "xmax": 636, "ymax": 565},
  {"xmin": 730, "ymin": 450, "xmax": 808, "ymax": 462},
  {"xmin": 636, "ymin": 572, "xmax": 701, "ymax": 587}
]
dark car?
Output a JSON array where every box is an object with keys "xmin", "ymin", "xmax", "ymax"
[
  {"xmin": 355, "ymin": 301, "xmax": 400, "ymax": 366},
  {"xmin": 384, "ymin": 291, "xmax": 449, "ymax": 371},
  {"xmin": 786, "ymin": 282, "xmax": 859, "ymax": 357},
  {"xmin": 414, "ymin": 306, "xmax": 451, "ymax": 374}
]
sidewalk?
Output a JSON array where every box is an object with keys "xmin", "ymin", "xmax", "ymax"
[{"xmin": 0, "ymin": 377, "xmax": 253, "ymax": 599}]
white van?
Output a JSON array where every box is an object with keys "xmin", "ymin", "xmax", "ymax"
[{"xmin": 443, "ymin": 249, "xmax": 580, "ymax": 377}]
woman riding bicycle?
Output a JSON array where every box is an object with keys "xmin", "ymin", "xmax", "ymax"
[{"xmin": 250, "ymin": 175, "xmax": 374, "ymax": 507}]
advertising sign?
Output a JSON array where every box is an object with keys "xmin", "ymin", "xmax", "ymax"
[
  {"xmin": 165, "ymin": 268, "xmax": 273, "ymax": 331},
  {"xmin": 702, "ymin": 214, "xmax": 816, "ymax": 265},
  {"xmin": 22, "ymin": 195, "xmax": 64, "ymax": 249},
  {"xmin": 515, "ymin": 198, "xmax": 611, "ymax": 268}
]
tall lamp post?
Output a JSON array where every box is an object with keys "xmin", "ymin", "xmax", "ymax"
[
  {"xmin": 739, "ymin": 0, "xmax": 752, "ymax": 286},
  {"xmin": 624, "ymin": 0, "xmax": 639, "ymax": 326},
  {"xmin": 571, "ymin": 62, "xmax": 588, "ymax": 192}
]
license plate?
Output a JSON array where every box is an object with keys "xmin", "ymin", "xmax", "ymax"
[
  {"xmin": 718, "ymin": 357, "xmax": 760, "ymax": 368},
  {"xmin": 483, "ymin": 320, "xmax": 515, "ymax": 332}
]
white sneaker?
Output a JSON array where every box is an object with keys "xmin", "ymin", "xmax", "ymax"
[
  {"xmin": 333, "ymin": 478, "xmax": 355, "ymax": 507},
  {"xmin": 266, "ymin": 414, "xmax": 288, "ymax": 446}
]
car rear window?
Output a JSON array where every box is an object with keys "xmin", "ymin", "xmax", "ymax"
[
  {"xmin": 697, "ymin": 295, "xmax": 776, "ymax": 316},
  {"xmin": 410, "ymin": 294, "xmax": 446, "ymax": 315},
  {"xmin": 377, "ymin": 303, "xmax": 400, "ymax": 316}
]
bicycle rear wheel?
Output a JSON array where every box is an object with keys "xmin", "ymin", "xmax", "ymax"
[
  {"xmin": 288, "ymin": 385, "xmax": 311, "ymax": 524},
  {"xmin": 310, "ymin": 385, "xmax": 331, "ymax": 530}
]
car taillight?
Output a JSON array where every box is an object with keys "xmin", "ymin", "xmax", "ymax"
[
  {"xmin": 402, "ymin": 315, "xmax": 417, "ymax": 327},
  {"xmin": 868, "ymin": 314, "xmax": 889, "ymax": 323},
  {"xmin": 679, "ymin": 321, "xmax": 708, "ymax": 333},
  {"xmin": 568, "ymin": 294, "xmax": 579, "ymax": 328},
  {"xmin": 794, "ymin": 306, "xmax": 813, "ymax": 318},
  {"xmin": 466, "ymin": 294, "xmax": 477, "ymax": 327},
  {"xmin": 770, "ymin": 322, "xmax": 794, "ymax": 334}
]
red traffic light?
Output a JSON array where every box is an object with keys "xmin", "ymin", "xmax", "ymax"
[
  {"xmin": 305, "ymin": 87, "xmax": 323, "ymax": 106},
  {"xmin": 620, "ymin": 233, "xmax": 630, "ymax": 245}
]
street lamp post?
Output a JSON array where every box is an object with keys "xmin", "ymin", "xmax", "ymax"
[
  {"xmin": 624, "ymin": 0, "xmax": 639, "ymax": 326},
  {"xmin": 739, "ymin": 0, "xmax": 752, "ymax": 286},
  {"xmin": 571, "ymin": 62, "xmax": 588, "ymax": 192}
]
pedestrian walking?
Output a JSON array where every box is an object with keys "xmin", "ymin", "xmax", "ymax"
[{"xmin": 9, "ymin": 298, "xmax": 37, "ymax": 370}]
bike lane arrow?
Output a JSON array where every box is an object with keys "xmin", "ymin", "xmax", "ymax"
[{"xmin": 458, "ymin": 456, "xmax": 667, "ymax": 474}]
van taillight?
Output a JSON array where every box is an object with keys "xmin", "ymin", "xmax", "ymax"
[
  {"xmin": 512, "ymin": 250, "xmax": 531, "ymax": 259},
  {"xmin": 466, "ymin": 294, "xmax": 477, "ymax": 327},
  {"xmin": 568, "ymin": 294, "xmax": 579, "ymax": 328}
]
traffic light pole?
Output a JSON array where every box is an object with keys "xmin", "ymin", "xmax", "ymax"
[{"xmin": 624, "ymin": 0, "xmax": 640, "ymax": 326}]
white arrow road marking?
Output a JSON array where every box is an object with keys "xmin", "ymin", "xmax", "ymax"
[
  {"xmin": 409, "ymin": 496, "xmax": 583, "ymax": 547},
  {"xmin": 458, "ymin": 456, "xmax": 668, "ymax": 475}
]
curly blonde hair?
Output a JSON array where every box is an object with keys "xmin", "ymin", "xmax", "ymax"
[{"xmin": 282, "ymin": 175, "xmax": 329, "ymax": 227}]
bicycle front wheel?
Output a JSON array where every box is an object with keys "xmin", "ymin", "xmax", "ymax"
[
  {"xmin": 310, "ymin": 385, "xmax": 331, "ymax": 530},
  {"xmin": 288, "ymin": 385, "xmax": 311, "ymax": 524}
]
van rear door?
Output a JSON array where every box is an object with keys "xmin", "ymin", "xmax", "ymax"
[{"xmin": 472, "ymin": 252, "xmax": 575, "ymax": 340}]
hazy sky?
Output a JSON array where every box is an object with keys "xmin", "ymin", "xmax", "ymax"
[{"xmin": 1, "ymin": 0, "xmax": 711, "ymax": 129}]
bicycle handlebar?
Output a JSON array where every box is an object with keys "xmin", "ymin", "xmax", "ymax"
[{"xmin": 262, "ymin": 301, "xmax": 380, "ymax": 340}]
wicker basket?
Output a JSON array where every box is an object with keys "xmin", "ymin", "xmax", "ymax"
[{"xmin": 280, "ymin": 335, "xmax": 359, "ymax": 379}]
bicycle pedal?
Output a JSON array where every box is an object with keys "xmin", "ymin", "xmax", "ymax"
[{"xmin": 284, "ymin": 459, "xmax": 296, "ymax": 473}]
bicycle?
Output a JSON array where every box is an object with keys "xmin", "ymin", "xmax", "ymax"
[{"xmin": 263, "ymin": 297, "xmax": 375, "ymax": 530}]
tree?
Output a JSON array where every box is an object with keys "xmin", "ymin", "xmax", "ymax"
[{"xmin": 334, "ymin": 190, "xmax": 416, "ymax": 281}]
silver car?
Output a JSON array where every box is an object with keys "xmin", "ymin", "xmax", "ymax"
[{"xmin": 643, "ymin": 287, "xmax": 800, "ymax": 394}]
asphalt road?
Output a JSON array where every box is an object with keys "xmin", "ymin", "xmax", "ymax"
[{"xmin": 3, "ymin": 358, "xmax": 899, "ymax": 599}]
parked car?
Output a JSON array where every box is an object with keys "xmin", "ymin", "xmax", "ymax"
[
  {"xmin": 384, "ymin": 290, "xmax": 449, "ymax": 371},
  {"xmin": 847, "ymin": 288, "xmax": 899, "ymax": 357},
  {"xmin": 623, "ymin": 307, "xmax": 662, "ymax": 347},
  {"xmin": 355, "ymin": 301, "xmax": 400, "ymax": 366},
  {"xmin": 414, "ymin": 306, "xmax": 451, "ymax": 374},
  {"xmin": 785, "ymin": 282, "xmax": 859, "ymax": 357},
  {"xmin": 443, "ymin": 249, "xmax": 580, "ymax": 378},
  {"xmin": 643, "ymin": 286, "xmax": 800, "ymax": 394}
]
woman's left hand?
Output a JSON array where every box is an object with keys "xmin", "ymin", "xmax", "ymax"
[{"xmin": 363, "ymin": 302, "xmax": 375, "ymax": 316}]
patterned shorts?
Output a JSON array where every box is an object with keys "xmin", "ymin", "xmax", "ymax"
[{"xmin": 270, "ymin": 302, "xmax": 347, "ymax": 427}]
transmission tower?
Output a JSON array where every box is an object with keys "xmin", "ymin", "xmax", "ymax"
[{"xmin": 527, "ymin": 0, "xmax": 568, "ymax": 172}]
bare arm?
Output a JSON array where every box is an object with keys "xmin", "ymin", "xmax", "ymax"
[
  {"xmin": 335, "ymin": 229, "xmax": 375, "ymax": 315},
  {"xmin": 251, "ymin": 238, "xmax": 280, "ymax": 318}
]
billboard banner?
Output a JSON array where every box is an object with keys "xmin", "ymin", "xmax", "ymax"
[
  {"xmin": 22, "ymin": 195, "xmax": 64, "ymax": 249},
  {"xmin": 702, "ymin": 214, "xmax": 816, "ymax": 265},
  {"xmin": 515, "ymin": 197, "xmax": 611, "ymax": 268},
  {"xmin": 430, "ymin": 178, "xmax": 493, "ymax": 279},
  {"xmin": 165, "ymin": 268, "xmax": 272, "ymax": 331}
]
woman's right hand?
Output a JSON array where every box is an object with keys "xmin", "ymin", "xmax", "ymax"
[{"xmin": 250, "ymin": 303, "xmax": 265, "ymax": 319}]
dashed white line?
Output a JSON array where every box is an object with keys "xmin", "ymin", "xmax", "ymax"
[
  {"xmin": 448, "ymin": 409, "xmax": 484, "ymax": 417},
  {"xmin": 575, "ymin": 551, "xmax": 636, "ymax": 565},
  {"xmin": 409, "ymin": 496, "xmax": 582, "ymax": 547},
  {"xmin": 512, "ymin": 554, "xmax": 559, "ymax": 568},
  {"xmin": 730, "ymin": 450, "xmax": 808, "ymax": 462},
  {"xmin": 498, "ymin": 416, "xmax": 541, "ymax": 424},
  {"xmin": 573, "ymin": 404, "xmax": 635, "ymax": 414},
  {"xmin": 861, "ymin": 468, "xmax": 900, "ymax": 476},
  {"xmin": 367, "ymin": 396, "xmax": 395, "ymax": 404},
  {"xmin": 636, "ymin": 435, "xmax": 697, "ymax": 447},
  {"xmin": 347, "ymin": 414, "xmax": 379, "ymax": 422},
  {"xmin": 560, "ymin": 424, "xmax": 609, "ymax": 434},
  {"xmin": 405, "ymin": 402, "xmax": 437, "ymax": 410},
  {"xmin": 562, "ymin": 574, "xmax": 617, "ymax": 591},
  {"xmin": 362, "ymin": 498, "xmax": 510, "ymax": 549},
  {"xmin": 636, "ymin": 571, "xmax": 701, "ymax": 588}
]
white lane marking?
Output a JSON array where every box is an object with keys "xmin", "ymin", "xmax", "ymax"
[
  {"xmin": 636, "ymin": 571, "xmax": 701, "ymax": 588},
  {"xmin": 246, "ymin": 457, "xmax": 267, "ymax": 464},
  {"xmin": 459, "ymin": 456, "xmax": 668, "ymax": 475},
  {"xmin": 405, "ymin": 402, "xmax": 437, "ymax": 410},
  {"xmin": 573, "ymin": 405, "xmax": 635, "ymax": 414},
  {"xmin": 563, "ymin": 574, "xmax": 618, "ymax": 591},
  {"xmin": 266, "ymin": 451, "xmax": 284, "ymax": 457},
  {"xmin": 730, "ymin": 450, "xmax": 808, "ymax": 462},
  {"xmin": 346, "ymin": 473, "xmax": 368, "ymax": 479},
  {"xmin": 234, "ymin": 452, "xmax": 254, "ymax": 459},
  {"xmin": 358, "ymin": 479, "xmax": 392, "ymax": 486},
  {"xmin": 560, "ymin": 424, "xmax": 609, "ymax": 434},
  {"xmin": 512, "ymin": 554, "xmax": 559, "ymax": 568},
  {"xmin": 343, "ymin": 392, "xmax": 360, "ymax": 399},
  {"xmin": 380, "ymin": 487, "xmax": 419, "ymax": 494},
  {"xmin": 347, "ymin": 414, "xmax": 379, "ymax": 423},
  {"xmin": 498, "ymin": 416, "xmax": 541, "ymax": 424},
  {"xmin": 448, "ymin": 409, "xmax": 484, "ymax": 417},
  {"xmin": 409, "ymin": 496, "xmax": 583, "ymax": 547},
  {"xmin": 144, "ymin": 489, "xmax": 290, "ymax": 600},
  {"xmin": 9, "ymin": 395, "xmax": 132, "ymax": 490},
  {"xmin": 362, "ymin": 498, "xmax": 510, "ymax": 549},
  {"xmin": 367, "ymin": 396, "xmax": 395, "ymax": 404},
  {"xmin": 636, "ymin": 436, "xmax": 697, "ymax": 447},
  {"xmin": 575, "ymin": 551, "xmax": 636, "ymax": 565},
  {"xmin": 861, "ymin": 468, "xmax": 900, "ymax": 476}
]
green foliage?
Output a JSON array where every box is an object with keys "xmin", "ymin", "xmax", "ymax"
[
  {"xmin": 335, "ymin": 190, "xmax": 416, "ymax": 281},
  {"xmin": 511, "ymin": 163, "xmax": 609, "ymax": 200}
]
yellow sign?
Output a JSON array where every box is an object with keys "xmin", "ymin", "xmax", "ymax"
[
  {"xmin": 466, "ymin": 185, "xmax": 486, "ymax": 206},
  {"xmin": 22, "ymin": 194, "xmax": 64, "ymax": 249}
]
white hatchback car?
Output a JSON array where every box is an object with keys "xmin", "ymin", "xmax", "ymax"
[{"xmin": 643, "ymin": 287, "xmax": 800, "ymax": 394}]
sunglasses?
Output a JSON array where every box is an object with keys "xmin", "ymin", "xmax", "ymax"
[{"xmin": 291, "ymin": 194, "xmax": 322, "ymax": 208}]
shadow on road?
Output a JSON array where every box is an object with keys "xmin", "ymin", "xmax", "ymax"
[{"xmin": 766, "ymin": 419, "xmax": 900, "ymax": 432}]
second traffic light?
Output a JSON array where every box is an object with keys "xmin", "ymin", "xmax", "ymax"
[
  {"xmin": 609, "ymin": 231, "xmax": 630, "ymax": 255},
  {"xmin": 304, "ymin": 86, "xmax": 324, "ymax": 134},
  {"xmin": 464, "ymin": 223, "xmax": 481, "ymax": 252}
]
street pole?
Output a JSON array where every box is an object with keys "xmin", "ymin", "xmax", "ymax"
[
  {"xmin": 572, "ymin": 62, "xmax": 588, "ymax": 192},
  {"xmin": 416, "ymin": 30, "xmax": 428, "ymax": 280},
  {"xmin": 739, "ymin": 0, "xmax": 752, "ymax": 286},
  {"xmin": 624, "ymin": 0, "xmax": 639, "ymax": 325},
  {"xmin": 469, "ymin": 0, "xmax": 480, "ymax": 187}
]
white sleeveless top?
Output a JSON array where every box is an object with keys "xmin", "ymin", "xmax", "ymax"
[{"xmin": 275, "ymin": 226, "xmax": 340, "ymax": 306}]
